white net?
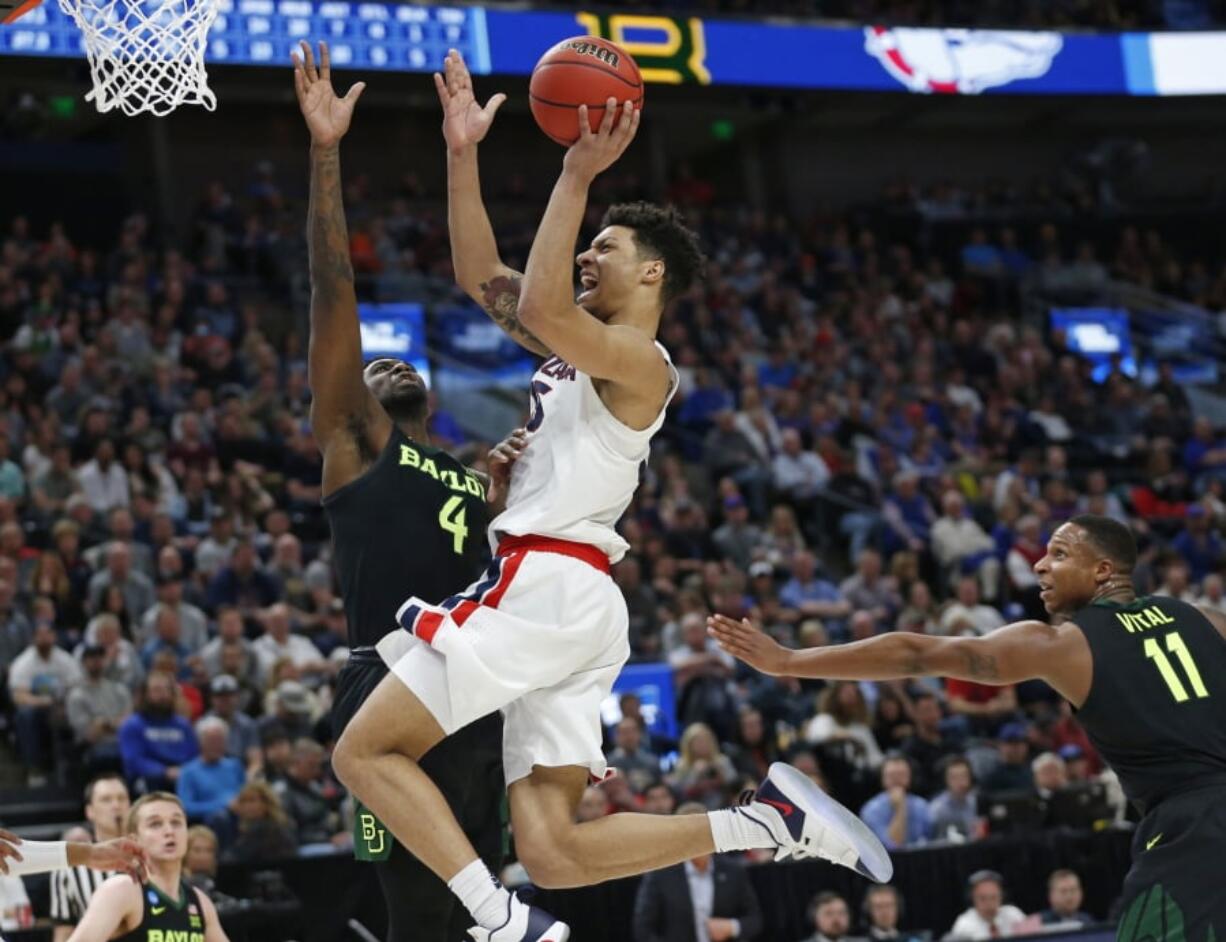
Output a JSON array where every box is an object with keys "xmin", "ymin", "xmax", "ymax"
[{"xmin": 56, "ymin": 0, "xmax": 220, "ymax": 116}]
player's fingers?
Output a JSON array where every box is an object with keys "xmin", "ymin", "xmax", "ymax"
[
  {"xmin": 344, "ymin": 81, "xmax": 366, "ymax": 106},
  {"xmin": 319, "ymin": 40, "xmax": 331, "ymax": 81},
  {"xmin": 483, "ymin": 92, "xmax": 507, "ymax": 121},
  {"xmin": 577, "ymin": 104, "xmax": 591, "ymax": 139},
  {"xmin": 300, "ymin": 40, "xmax": 317, "ymax": 82},
  {"xmin": 598, "ymin": 97, "xmax": 617, "ymax": 136},
  {"xmin": 0, "ymin": 830, "xmax": 21, "ymax": 845},
  {"xmin": 433, "ymin": 72, "xmax": 448, "ymax": 107},
  {"xmin": 616, "ymin": 99, "xmax": 634, "ymax": 135},
  {"xmin": 293, "ymin": 60, "xmax": 307, "ymax": 103},
  {"xmin": 0, "ymin": 859, "xmax": 7, "ymax": 876}
]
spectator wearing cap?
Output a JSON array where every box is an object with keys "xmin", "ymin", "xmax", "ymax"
[
  {"xmin": 947, "ymin": 872, "xmax": 1027, "ymax": 940},
  {"xmin": 81, "ymin": 613, "xmax": 143, "ymax": 691},
  {"xmin": 118, "ymin": 670, "xmax": 199, "ymax": 792},
  {"xmin": 177, "ymin": 716, "xmax": 246, "ymax": 822},
  {"xmin": 938, "ymin": 577, "xmax": 1006, "ymax": 638},
  {"xmin": 205, "ymin": 674, "xmax": 261, "ymax": 773},
  {"xmin": 859, "ymin": 755, "xmax": 932, "ymax": 850},
  {"xmin": 76, "ymin": 438, "xmax": 129, "ymax": 515},
  {"xmin": 138, "ymin": 573, "xmax": 208, "ymax": 650},
  {"xmin": 1057, "ymin": 744, "xmax": 1092, "ymax": 783},
  {"xmin": 87, "ymin": 542, "xmax": 155, "ymax": 626},
  {"xmin": 712, "ymin": 494, "xmax": 762, "ymax": 572},
  {"xmin": 252, "ymin": 604, "xmax": 326, "ymax": 681},
  {"xmin": 66, "ymin": 642, "xmax": 132, "ymax": 771},
  {"xmin": 931, "ymin": 491, "xmax": 1000, "ymax": 600},
  {"xmin": 262, "ymin": 680, "xmax": 319, "ymax": 743},
  {"xmin": 207, "ymin": 540, "xmax": 280, "ymax": 616},
  {"xmin": 982, "ymin": 723, "xmax": 1034, "ymax": 794}
]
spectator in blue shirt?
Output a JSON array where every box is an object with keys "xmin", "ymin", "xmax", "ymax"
[
  {"xmin": 779, "ymin": 551, "xmax": 851, "ymax": 635},
  {"xmin": 860, "ymin": 755, "xmax": 932, "ymax": 850},
  {"xmin": 1170, "ymin": 506, "xmax": 1223, "ymax": 582},
  {"xmin": 1183, "ymin": 417, "xmax": 1226, "ymax": 489},
  {"xmin": 177, "ymin": 716, "xmax": 246, "ymax": 821},
  {"xmin": 119, "ymin": 671, "xmax": 199, "ymax": 792},
  {"xmin": 139, "ymin": 607, "xmax": 194, "ymax": 679}
]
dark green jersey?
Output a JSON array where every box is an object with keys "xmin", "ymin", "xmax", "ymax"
[
  {"xmin": 114, "ymin": 879, "xmax": 206, "ymax": 942},
  {"xmin": 1071, "ymin": 595, "xmax": 1226, "ymax": 813}
]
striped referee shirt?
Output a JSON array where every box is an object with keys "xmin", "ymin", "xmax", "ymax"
[{"xmin": 50, "ymin": 865, "xmax": 110, "ymax": 925}]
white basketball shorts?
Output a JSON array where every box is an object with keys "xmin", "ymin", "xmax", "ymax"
[{"xmin": 376, "ymin": 534, "xmax": 630, "ymax": 785}]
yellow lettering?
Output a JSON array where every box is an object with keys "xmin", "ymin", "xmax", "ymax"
[
  {"xmin": 575, "ymin": 11, "xmax": 711, "ymax": 84},
  {"xmin": 1147, "ymin": 606, "xmax": 1175, "ymax": 625},
  {"xmin": 1115, "ymin": 612, "xmax": 1133, "ymax": 633},
  {"xmin": 465, "ymin": 475, "xmax": 484, "ymax": 497},
  {"xmin": 419, "ymin": 458, "xmax": 439, "ymax": 480},
  {"xmin": 149, "ymin": 931, "xmax": 163, "ymax": 942},
  {"xmin": 399, "ymin": 444, "xmax": 420, "ymax": 468}
]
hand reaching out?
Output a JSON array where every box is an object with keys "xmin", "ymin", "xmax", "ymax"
[
  {"xmin": 707, "ymin": 614, "xmax": 791, "ymax": 676},
  {"xmin": 563, "ymin": 98, "xmax": 640, "ymax": 183},
  {"xmin": 292, "ymin": 40, "xmax": 366, "ymax": 147},
  {"xmin": 486, "ymin": 427, "xmax": 527, "ymax": 508},
  {"xmin": 435, "ymin": 48, "xmax": 506, "ymax": 153}
]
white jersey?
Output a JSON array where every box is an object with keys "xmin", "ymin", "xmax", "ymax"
[{"xmin": 490, "ymin": 343, "xmax": 677, "ymax": 563}]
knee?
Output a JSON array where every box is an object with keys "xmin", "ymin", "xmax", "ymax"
[
  {"xmin": 332, "ymin": 725, "xmax": 372, "ymax": 791},
  {"xmin": 514, "ymin": 828, "xmax": 581, "ymax": 890}
]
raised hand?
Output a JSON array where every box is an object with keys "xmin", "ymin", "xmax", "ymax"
[
  {"xmin": 563, "ymin": 98, "xmax": 640, "ymax": 184},
  {"xmin": 486, "ymin": 427, "xmax": 527, "ymax": 509},
  {"xmin": 84, "ymin": 837, "xmax": 147, "ymax": 882},
  {"xmin": 435, "ymin": 48, "xmax": 506, "ymax": 153},
  {"xmin": 292, "ymin": 40, "xmax": 366, "ymax": 147},
  {"xmin": 707, "ymin": 614, "xmax": 791, "ymax": 676}
]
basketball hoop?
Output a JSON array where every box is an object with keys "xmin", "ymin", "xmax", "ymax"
[{"xmin": 56, "ymin": 0, "xmax": 219, "ymax": 116}]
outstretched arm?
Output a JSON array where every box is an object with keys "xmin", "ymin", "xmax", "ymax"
[
  {"xmin": 708, "ymin": 614, "xmax": 1091, "ymax": 705},
  {"xmin": 437, "ymin": 49, "xmax": 549, "ymax": 357},
  {"xmin": 293, "ymin": 40, "xmax": 390, "ymax": 495},
  {"xmin": 517, "ymin": 100, "xmax": 666, "ymax": 389}
]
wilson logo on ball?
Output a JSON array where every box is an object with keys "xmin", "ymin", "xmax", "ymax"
[{"xmin": 559, "ymin": 39, "xmax": 621, "ymax": 69}]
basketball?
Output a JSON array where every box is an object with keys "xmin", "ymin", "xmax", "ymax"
[{"xmin": 529, "ymin": 36, "xmax": 644, "ymax": 146}]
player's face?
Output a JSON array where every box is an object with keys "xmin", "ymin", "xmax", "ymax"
[
  {"xmin": 1033, "ymin": 524, "xmax": 1105, "ymax": 616},
  {"xmin": 575, "ymin": 226, "xmax": 660, "ymax": 319},
  {"xmin": 363, "ymin": 358, "xmax": 428, "ymax": 420},
  {"xmin": 134, "ymin": 801, "xmax": 188, "ymax": 864}
]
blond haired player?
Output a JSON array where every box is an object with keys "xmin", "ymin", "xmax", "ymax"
[{"xmin": 67, "ymin": 793, "xmax": 227, "ymax": 942}]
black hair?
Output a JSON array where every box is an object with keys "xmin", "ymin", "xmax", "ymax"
[
  {"xmin": 84, "ymin": 772, "xmax": 127, "ymax": 805},
  {"xmin": 600, "ymin": 202, "xmax": 705, "ymax": 306},
  {"xmin": 1068, "ymin": 514, "xmax": 1137, "ymax": 572}
]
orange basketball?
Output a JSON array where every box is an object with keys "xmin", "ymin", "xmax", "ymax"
[{"xmin": 529, "ymin": 36, "xmax": 644, "ymax": 147}]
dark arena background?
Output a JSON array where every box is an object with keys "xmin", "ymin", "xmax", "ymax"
[{"xmin": 2, "ymin": 1, "xmax": 1226, "ymax": 940}]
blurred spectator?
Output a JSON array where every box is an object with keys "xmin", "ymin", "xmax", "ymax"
[
  {"xmin": 931, "ymin": 492, "xmax": 1000, "ymax": 599},
  {"xmin": 860, "ymin": 755, "xmax": 932, "ymax": 850},
  {"xmin": 799, "ymin": 891, "xmax": 864, "ymax": 942},
  {"xmin": 205, "ymin": 673, "xmax": 261, "ymax": 772},
  {"xmin": 576, "ymin": 786, "xmax": 608, "ymax": 823},
  {"xmin": 712, "ymin": 495, "xmax": 761, "ymax": 572},
  {"xmin": 253, "ymin": 603, "xmax": 327, "ymax": 680},
  {"xmin": 207, "ymin": 539, "xmax": 280, "ymax": 615},
  {"xmin": 668, "ymin": 722, "xmax": 738, "ymax": 809},
  {"xmin": 982, "ymin": 724, "xmax": 1034, "ymax": 794},
  {"xmin": 607, "ymin": 716, "xmax": 661, "ymax": 794},
  {"xmin": 946, "ymin": 871, "xmax": 1026, "ymax": 940},
  {"xmin": 223, "ymin": 780, "xmax": 298, "ymax": 864},
  {"xmin": 65, "ymin": 643, "xmax": 132, "ymax": 773},
  {"xmin": 632, "ymin": 801, "xmax": 763, "ymax": 942},
  {"xmin": 1032, "ymin": 752, "xmax": 1069, "ymax": 801},
  {"xmin": 273, "ymin": 738, "xmax": 345, "ymax": 848},
  {"xmin": 0, "ymin": 577, "xmax": 32, "ymax": 670},
  {"xmin": 184, "ymin": 824, "xmax": 239, "ymax": 910},
  {"xmin": 938, "ymin": 578, "xmax": 1006, "ymax": 638},
  {"xmin": 77, "ymin": 439, "xmax": 129, "ymax": 514},
  {"xmin": 617, "ymin": 557, "xmax": 661, "ymax": 658},
  {"xmin": 0, "ymin": 871, "xmax": 32, "ymax": 932},
  {"xmin": 862, "ymin": 885, "xmax": 922, "ymax": 942},
  {"xmin": 139, "ymin": 573, "xmax": 208, "ymax": 650},
  {"xmin": 805, "ymin": 681, "xmax": 883, "ymax": 771},
  {"xmin": 200, "ymin": 606, "xmax": 260, "ymax": 688},
  {"xmin": 944, "ymin": 675, "xmax": 1018, "ymax": 737},
  {"xmin": 839, "ymin": 550, "xmax": 901, "ymax": 627},
  {"xmin": 900, "ymin": 693, "xmax": 962, "ymax": 797},
  {"xmin": 927, "ymin": 756, "xmax": 980, "ymax": 842},
  {"xmin": 118, "ymin": 669, "xmax": 199, "ymax": 792},
  {"xmin": 139, "ymin": 606, "xmax": 194, "ymax": 678},
  {"xmin": 1036, "ymin": 870, "xmax": 1094, "ymax": 927},
  {"xmin": 773, "ymin": 429, "xmax": 831, "ymax": 503},
  {"xmin": 727, "ymin": 706, "xmax": 779, "ymax": 782},
  {"xmin": 81, "ymin": 613, "xmax": 143, "ymax": 692},
  {"xmin": 87, "ymin": 543, "xmax": 155, "ymax": 625},
  {"xmin": 780, "ymin": 552, "xmax": 851, "ymax": 631},
  {"xmin": 177, "ymin": 715, "xmax": 246, "ymax": 821},
  {"xmin": 642, "ymin": 780, "xmax": 678, "ymax": 816},
  {"xmin": 8, "ymin": 621, "xmax": 80, "ymax": 782}
]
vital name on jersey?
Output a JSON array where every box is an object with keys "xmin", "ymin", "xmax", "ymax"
[
  {"xmin": 1115, "ymin": 605, "xmax": 1177, "ymax": 633},
  {"xmin": 399, "ymin": 444, "xmax": 485, "ymax": 498},
  {"xmin": 539, "ymin": 356, "xmax": 577, "ymax": 382}
]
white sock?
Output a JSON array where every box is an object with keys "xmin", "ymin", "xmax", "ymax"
[
  {"xmin": 448, "ymin": 859, "xmax": 511, "ymax": 930},
  {"xmin": 707, "ymin": 807, "xmax": 779, "ymax": 853}
]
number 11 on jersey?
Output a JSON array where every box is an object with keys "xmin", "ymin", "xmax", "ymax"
[
  {"xmin": 438, "ymin": 495, "xmax": 469, "ymax": 554},
  {"xmin": 1144, "ymin": 631, "xmax": 1210, "ymax": 703}
]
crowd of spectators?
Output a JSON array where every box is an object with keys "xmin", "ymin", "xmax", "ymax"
[
  {"xmin": 1, "ymin": 138, "xmax": 1225, "ymax": 937},
  {"xmin": 481, "ymin": 0, "xmax": 1226, "ymax": 31}
]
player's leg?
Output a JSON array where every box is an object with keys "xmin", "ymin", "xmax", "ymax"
[{"xmin": 332, "ymin": 668, "xmax": 479, "ymax": 881}]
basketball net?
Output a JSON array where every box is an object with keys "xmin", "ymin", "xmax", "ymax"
[{"xmin": 56, "ymin": 0, "xmax": 219, "ymax": 116}]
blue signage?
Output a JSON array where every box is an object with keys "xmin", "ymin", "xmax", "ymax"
[{"xmin": 358, "ymin": 301, "xmax": 431, "ymax": 385}]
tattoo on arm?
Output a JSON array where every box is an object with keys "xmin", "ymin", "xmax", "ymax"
[
  {"xmin": 478, "ymin": 275, "xmax": 549, "ymax": 355},
  {"xmin": 961, "ymin": 647, "xmax": 1001, "ymax": 681},
  {"xmin": 308, "ymin": 144, "xmax": 355, "ymax": 308}
]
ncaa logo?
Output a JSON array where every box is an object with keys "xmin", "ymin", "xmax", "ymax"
[{"xmin": 864, "ymin": 26, "xmax": 1063, "ymax": 94}]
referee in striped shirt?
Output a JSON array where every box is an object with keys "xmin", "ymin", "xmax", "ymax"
[{"xmin": 49, "ymin": 774, "xmax": 130, "ymax": 941}]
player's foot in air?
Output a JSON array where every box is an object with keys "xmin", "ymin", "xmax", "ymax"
[
  {"xmin": 737, "ymin": 762, "xmax": 894, "ymax": 882},
  {"xmin": 467, "ymin": 892, "xmax": 570, "ymax": 942}
]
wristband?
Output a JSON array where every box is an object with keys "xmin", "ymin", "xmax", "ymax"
[{"xmin": 8, "ymin": 839, "xmax": 69, "ymax": 876}]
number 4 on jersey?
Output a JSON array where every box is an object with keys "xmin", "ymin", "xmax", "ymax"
[
  {"xmin": 1144, "ymin": 631, "xmax": 1210, "ymax": 703},
  {"xmin": 438, "ymin": 495, "xmax": 469, "ymax": 555}
]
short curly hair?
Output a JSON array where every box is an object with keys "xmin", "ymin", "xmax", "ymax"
[{"xmin": 600, "ymin": 201, "xmax": 705, "ymax": 306}]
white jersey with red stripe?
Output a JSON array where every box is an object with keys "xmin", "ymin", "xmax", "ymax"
[{"xmin": 490, "ymin": 341, "xmax": 677, "ymax": 563}]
